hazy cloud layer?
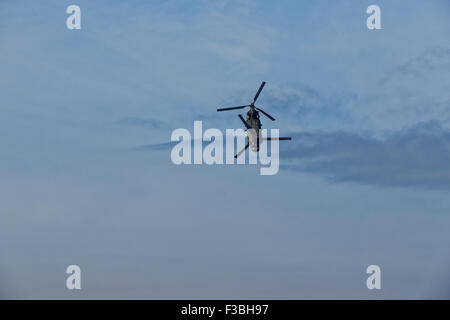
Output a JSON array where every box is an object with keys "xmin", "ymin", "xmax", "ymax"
[{"xmin": 282, "ymin": 121, "xmax": 450, "ymax": 189}]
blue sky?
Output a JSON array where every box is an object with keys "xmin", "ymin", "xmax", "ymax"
[{"xmin": 1, "ymin": 0, "xmax": 449, "ymax": 298}]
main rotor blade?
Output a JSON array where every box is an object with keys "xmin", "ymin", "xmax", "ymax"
[
  {"xmin": 217, "ymin": 105, "xmax": 249, "ymax": 112},
  {"xmin": 256, "ymin": 107, "xmax": 275, "ymax": 121},
  {"xmin": 238, "ymin": 114, "xmax": 250, "ymax": 129},
  {"xmin": 252, "ymin": 81, "xmax": 266, "ymax": 104},
  {"xmin": 234, "ymin": 142, "xmax": 249, "ymax": 159},
  {"xmin": 264, "ymin": 137, "xmax": 292, "ymax": 141}
]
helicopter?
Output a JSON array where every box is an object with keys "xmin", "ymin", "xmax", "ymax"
[{"xmin": 217, "ymin": 81, "xmax": 292, "ymax": 158}]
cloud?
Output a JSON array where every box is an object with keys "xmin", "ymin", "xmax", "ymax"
[
  {"xmin": 133, "ymin": 141, "xmax": 176, "ymax": 151},
  {"xmin": 253, "ymin": 46, "xmax": 450, "ymax": 133},
  {"xmin": 132, "ymin": 135, "xmax": 246, "ymax": 152},
  {"xmin": 396, "ymin": 46, "xmax": 450, "ymax": 78},
  {"xmin": 281, "ymin": 120, "xmax": 450, "ymax": 189},
  {"xmin": 359, "ymin": 46, "xmax": 450, "ymax": 131},
  {"xmin": 118, "ymin": 117, "xmax": 168, "ymax": 130},
  {"xmin": 136, "ymin": 119, "xmax": 450, "ymax": 189},
  {"xmin": 260, "ymin": 84, "xmax": 358, "ymax": 132}
]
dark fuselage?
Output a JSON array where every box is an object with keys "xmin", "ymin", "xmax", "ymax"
[{"xmin": 246, "ymin": 106, "xmax": 262, "ymax": 151}]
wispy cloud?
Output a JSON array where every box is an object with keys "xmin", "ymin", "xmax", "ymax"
[
  {"xmin": 133, "ymin": 141, "xmax": 176, "ymax": 151},
  {"xmin": 118, "ymin": 117, "xmax": 168, "ymax": 130},
  {"xmin": 395, "ymin": 46, "xmax": 450, "ymax": 78}
]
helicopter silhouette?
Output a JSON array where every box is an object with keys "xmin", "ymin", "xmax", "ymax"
[{"xmin": 217, "ymin": 81, "xmax": 292, "ymax": 158}]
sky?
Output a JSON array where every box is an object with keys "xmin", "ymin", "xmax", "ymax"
[{"xmin": 0, "ymin": 0, "xmax": 449, "ymax": 299}]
